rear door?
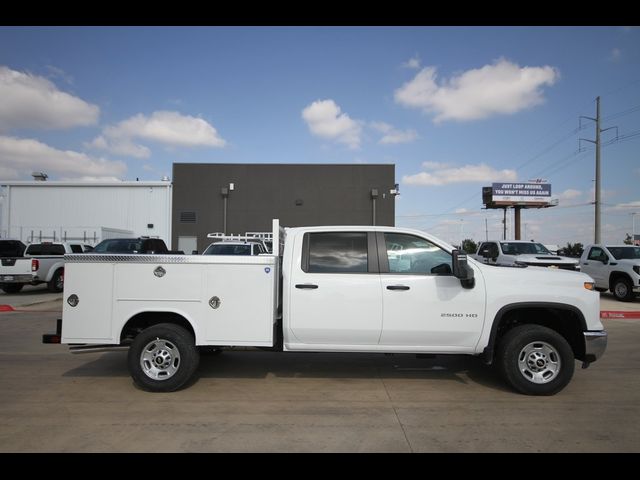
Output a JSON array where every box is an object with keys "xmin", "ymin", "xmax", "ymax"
[{"xmin": 288, "ymin": 231, "xmax": 382, "ymax": 345}]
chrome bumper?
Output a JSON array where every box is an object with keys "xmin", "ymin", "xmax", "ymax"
[
  {"xmin": 0, "ymin": 274, "xmax": 34, "ymax": 283},
  {"xmin": 584, "ymin": 331, "xmax": 608, "ymax": 364}
]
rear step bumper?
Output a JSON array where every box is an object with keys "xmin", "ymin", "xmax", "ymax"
[{"xmin": 42, "ymin": 319, "xmax": 62, "ymax": 344}]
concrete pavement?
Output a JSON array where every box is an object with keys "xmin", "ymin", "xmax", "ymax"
[{"xmin": 0, "ymin": 305, "xmax": 638, "ymax": 452}]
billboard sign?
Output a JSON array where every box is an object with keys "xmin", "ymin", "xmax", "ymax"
[{"xmin": 491, "ymin": 182, "xmax": 551, "ymax": 204}]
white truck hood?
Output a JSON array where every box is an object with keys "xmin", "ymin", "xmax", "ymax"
[{"xmin": 512, "ymin": 254, "xmax": 578, "ymax": 265}]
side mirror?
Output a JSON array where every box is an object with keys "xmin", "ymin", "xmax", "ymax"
[
  {"xmin": 452, "ymin": 250, "xmax": 475, "ymax": 289},
  {"xmin": 602, "ymin": 257, "xmax": 609, "ymax": 265},
  {"xmin": 192, "ymin": 250, "xmax": 199, "ymax": 255}
]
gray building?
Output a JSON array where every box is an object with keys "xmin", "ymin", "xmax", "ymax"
[{"xmin": 172, "ymin": 163, "xmax": 396, "ymax": 253}]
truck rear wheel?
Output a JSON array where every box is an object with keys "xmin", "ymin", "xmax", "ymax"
[
  {"xmin": 47, "ymin": 269, "xmax": 64, "ymax": 293},
  {"xmin": 127, "ymin": 323, "xmax": 200, "ymax": 392},
  {"xmin": 497, "ymin": 324, "xmax": 574, "ymax": 396}
]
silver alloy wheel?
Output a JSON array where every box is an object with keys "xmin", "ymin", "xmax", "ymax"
[
  {"xmin": 140, "ymin": 338, "xmax": 181, "ymax": 380},
  {"xmin": 614, "ymin": 281, "xmax": 629, "ymax": 299},
  {"xmin": 517, "ymin": 341, "xmax": 561, "ymax": 384}
]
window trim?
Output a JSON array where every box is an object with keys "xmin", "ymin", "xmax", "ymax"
[{"xmin": 301, "ymin": 231, "xmax": 379, "ymax": 274}]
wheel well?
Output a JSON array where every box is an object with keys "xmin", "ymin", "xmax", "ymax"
[
  {"xmin": 489, "ymin": 306, "xmax": 586, "ymax": 362},
  {"xmin": 120, "ymin": 312, "xmax": 195, "ymax": 344},
  {"xmin": 609, "ymin": 271, "xmax": 632, "ymax": 289}
]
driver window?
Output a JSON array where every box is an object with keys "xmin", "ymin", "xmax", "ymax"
[
  {"xmin": 383, "ymin": 233, "xmax": 452, "ymax": 274},
  {"xmin": 588, "ymin": 247, "xmax": 605, "ymax": 262}
]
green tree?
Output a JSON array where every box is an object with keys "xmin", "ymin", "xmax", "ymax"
[
  {"xmin": 563, "ymin": 242, "xmax": 584, "ymax": 258},
  {"xmin": 461, "ymin": 238, "xmax": 478, "ymax": 254}
]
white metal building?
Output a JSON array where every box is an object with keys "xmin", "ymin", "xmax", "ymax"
[{"xmin": 0, "ymin": 181, "xmax": 173, "ymax": 247}]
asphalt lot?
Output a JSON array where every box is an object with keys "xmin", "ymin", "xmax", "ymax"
[{"xmin": 0, "ymin": 288, "xmax": 639, "ymax": 452}]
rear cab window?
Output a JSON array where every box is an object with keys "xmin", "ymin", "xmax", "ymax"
[
  {"xmin": 302, "ymin": 232, "xmax": 370, "ymax": 273},
  {"xmin": 25, "ymin": 243, "xmax": 66, "ymax": 255}
]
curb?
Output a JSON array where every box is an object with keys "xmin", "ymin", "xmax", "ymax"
[{"xmin": 601, "ymin": 311, "xmax": 640, "ymax": 319}]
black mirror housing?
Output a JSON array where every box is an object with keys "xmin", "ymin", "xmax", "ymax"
[{"xmin": 452, "ymin": 249, "xmax": 475, "ymax": 289}]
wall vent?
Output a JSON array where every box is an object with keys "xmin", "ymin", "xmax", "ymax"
[{"xmin": 180, "ymin": 211, "xmax": 196, "ymax": 223}]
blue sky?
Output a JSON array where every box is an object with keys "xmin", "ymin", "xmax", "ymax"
[{"xmin": 1, "ymin": 26, "xmax": 639, "ymax": 246}]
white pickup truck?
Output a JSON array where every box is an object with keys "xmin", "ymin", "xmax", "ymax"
[
  {"xmin": 473, "ymin": 240, "xmax": 579, "ymax": 270},
  {"xmin": 43, "ymin": 220, "xmax": 607, "ymax": 396},
  {"xmin": 0, "ymin": 242, "xmax": 92, "ymax": 293},
  {"xmin": 580, "ymin": 244, "xmax": 640, "ymax": 301}
]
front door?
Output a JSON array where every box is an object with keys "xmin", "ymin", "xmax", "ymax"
[
  {"xmin": 288, "ymin": 231, "xmax": 382, "ymax": 346},
  {"xmin": 378, "ymin": 232, "xmax": 486, "ymax": 350},
  {"xmin": 581, "ymin": 246, "xmax": 609, "ymax": 287}
]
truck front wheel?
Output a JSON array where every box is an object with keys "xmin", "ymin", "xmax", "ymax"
[
  {"xmin": 497, "ymin": 324, "xmax": 574, "ymax": 396},
  {"xmin": 127, "ymin": 323, "xmax": 200, "ymax": 392},
  {"xmin": 611, "ymin": 277, "xmax": 634, "ymax": 302}
]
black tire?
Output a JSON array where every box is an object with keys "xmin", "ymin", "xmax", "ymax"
[
  {"xmin": 611, "ymin": 277, "xmax": 634, "ymax": 302},
  {"xmin": 127, "ymin": 323, "xmax": 200, "ymax": 392},
  {"xmin": 1, "ymin": 284, "xmax": 24, "ymax": 294},
  {"xmin": 497, "ymin": 324, "xmax": 575, "ymax": 396},
  {"xmin": 47, "ymin": 269, "xmax": 64, "ymax": 293}
]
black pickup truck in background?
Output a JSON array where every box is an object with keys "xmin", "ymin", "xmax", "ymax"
[
  {"xmin": 91, "ymin": 237, "xmax": 183, "ymax": 254},
  {"xmin": 0, "ymin": 240, "xmax": 27, "ymax": 258}
]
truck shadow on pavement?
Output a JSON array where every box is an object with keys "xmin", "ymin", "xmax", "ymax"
[{"xmin": 61, "ymin": 349, "xmax": 511, "ymax": 393}]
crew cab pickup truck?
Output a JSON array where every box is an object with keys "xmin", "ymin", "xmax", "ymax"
[
  {"xmin": 43, "ymin": 220, "xmax": 607, "ymax": 396},
  {"xmin": 580, "ymin": 244, "xmax": 640, "ymax": 301},
  {"xmin": 473, "ymin": 240, "xmax": 579, "ymax": 270},
  {"xmin": 0, "ymin": 242, "xmax": 92, "ymax": 293}
]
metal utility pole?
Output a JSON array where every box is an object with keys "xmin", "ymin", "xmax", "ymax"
[
  {"xmin": 580, "ymin": 97, "xmax": 617, "ymax": 244},
  {"xmin": 595, "ymin": 97, "xmax": 601, "ymax": 244}
]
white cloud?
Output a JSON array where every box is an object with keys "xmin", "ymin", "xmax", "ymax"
[
  {"xmin": 0, "ymin": 135, "xmax": 126, "ymax": 180},
  {"xmin": 402, "ymin": 55, "xmax": 421, "ymax": 69},
  {"xmin": 557, "ymin": 188, "xmax": 582, "ymax": 200},
  {"xmin": 0, "ymin": 65, "xmax": 99, "ymax": 131},
  {"xmin": 302, "ymin": 99, "xmax": 362, "ymax": 149},
  {"xmin": 370, "ymin": 121, "xmax": 418, "ymax": 145},
  {"xmin": 89, "ymin": 111, "xmax": 226, "ymax": 158},
  {"xmin": 609, "ymin": 48, "xmax": 622, "ymax": 62},
  {"xmin": 403, "ymin": 162, "xmax": 517, "ymax": 186},
  {"xmin": 611, "ymin": 200, "xmax": 640, "ymax": 210},
  {"xmin": 394, "ymin": 58, "xmax": 559, "ymax": 123}
]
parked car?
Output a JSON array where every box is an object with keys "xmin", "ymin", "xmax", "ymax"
[
  {"xmin": 202, "ymin": 240, "xmax": 267, "ymax": 256},
  {"xmin": 0, "ymin": 239, "xmax": 27, "ymax": 258},
  {"xmin": 473, "ymin": 240, "xmax": 580, "ymax": 271},
  {"xmin": 92, "ymin": 237, "xmax": 182, "ymax": 254},
  {"xmin": 0, "ymin": 241, "xmax": 92, "ymax": 293},
  {"xmin": 580, "ymin": 244, "xmax": 640, "ymax": 301}
]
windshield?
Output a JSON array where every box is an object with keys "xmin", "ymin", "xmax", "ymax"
[
  {"xmin": 500, "ymin": 242, "xmax": 551, "ymax": 255},
  {"xmin": 203, "ymin": 243, "xmax": 253, "ymax": 255},
  {"xmin": 607, "ymin": 246, "xmax": 640, "ymax": 260},
  {"xmin": 94, "ymin": 239, "xmax": 143, "ymax": 253}
]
